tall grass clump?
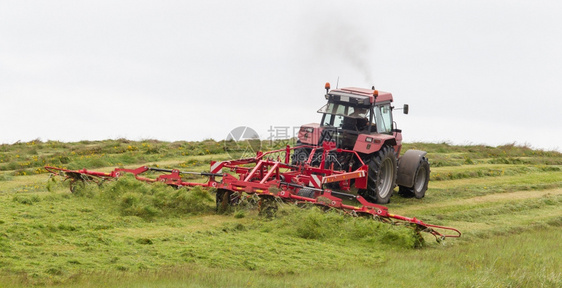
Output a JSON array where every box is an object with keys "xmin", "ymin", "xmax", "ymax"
[
  {"xmin": 98, "ymin": 175, "xmax": 215, "ymax": 219},
  {"xmin": 261, "ymin": 205, "xmax": 424, "ymax": 248}
]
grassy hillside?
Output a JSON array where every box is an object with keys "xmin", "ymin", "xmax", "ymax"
[{"xmin": 0, "ymin": 139, "xmax": 561, "ymax": 287}]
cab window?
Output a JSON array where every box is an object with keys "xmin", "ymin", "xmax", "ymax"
[{"xmin": 375, "ymin": 104, "xmax": 392, "ymax": 134}]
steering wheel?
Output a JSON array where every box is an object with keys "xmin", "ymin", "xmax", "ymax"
[{"xmin": 319, "ymin": 128, "xmax": 336, "ymax": 143}]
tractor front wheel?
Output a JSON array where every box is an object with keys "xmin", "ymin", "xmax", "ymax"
[
  {"xmin": 291, "ymin": 146, "xmax": 311, "ymax": 165},
  {"xmin": 361, "ymin": 145, "xmax": 397, "ymax": 204}
]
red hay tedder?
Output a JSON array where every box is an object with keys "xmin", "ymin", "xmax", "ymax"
[{"xmin": 45, "ymin": 83, "xmax": 461, "ymax": 242}]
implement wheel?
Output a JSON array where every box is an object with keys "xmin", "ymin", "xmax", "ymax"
[
  {"xmin": 399, "ymin": 158, "xmax": 430, "ymax": 199},
  {"xmin": 296, "ymin": 188, "xmax": 315, "ymax": 199},
  {"xmin": 360, "ymin": 145, "xmax": 397, "ymax": 204},
  {"xmin": 216, "ymin": 189, "xmax": 238, "ymax": 214}
]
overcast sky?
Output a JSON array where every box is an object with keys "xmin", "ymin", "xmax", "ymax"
[{"xmin": 1, "ymin": 1, "xmax": 561, "ymax": 151}]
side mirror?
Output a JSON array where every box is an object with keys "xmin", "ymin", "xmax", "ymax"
[{"xmin": 403, "ymin": 104, "xmax": 409, "ymax": 114}]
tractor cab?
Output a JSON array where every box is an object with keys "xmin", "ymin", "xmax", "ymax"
[
  {"xmin": 317, "ymin": 102, "xmax": 371, "ymax": 133},
  {"xmin": 301, "ymin": 83, "xmax": 403, "ymax": 151},
  {"xmin": 293, "ymin": 83, "xmax": 428, "ymax": 204}
]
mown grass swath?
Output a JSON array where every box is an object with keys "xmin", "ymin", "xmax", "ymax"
[{"xmin": 0, "ymin": 139, "xmax": 561, "ymax": 287}]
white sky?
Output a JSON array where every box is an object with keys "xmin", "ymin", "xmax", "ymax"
[{"xmin": 1, "ymin": 1, "xmax": 561, "ymax": 151}]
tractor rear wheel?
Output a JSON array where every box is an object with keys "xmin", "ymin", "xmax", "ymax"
[
  {"xmin": 399, "ymin": 158, "xmax": 429, "ymax": 199},
  {"xmin": 361, "ymin": 145, "xmax": 397, "ymax": 204}
]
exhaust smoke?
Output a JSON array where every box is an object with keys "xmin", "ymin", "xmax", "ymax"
[{"xmin": 310, "ymin": 18, "xmax": 374, "ymax": 84}]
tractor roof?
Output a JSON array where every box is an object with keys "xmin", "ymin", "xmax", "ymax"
[{"xmin": 329, "ymin": 87, "xmax": 393, "ymax": 104}]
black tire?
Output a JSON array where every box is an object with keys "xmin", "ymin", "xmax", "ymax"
[
  {"xmin": 296, "ymin": 188, "xmax": 315, "ymax": 198},
  {"xmin": 292, "ymin": 144, "xmax": 322, "ymax": 166},
  {"xmin": 291, "ymin": 146, "xmax": 311, "ymax": 165},
  {"xmin": 216, "ymin": 189, "xmax": 237, "ymax": 214},
  {"xmin": 360, "ymin": 145, "xmax": 397, "ymax": 204},
  {"xmin": 398, "ymin": 158, "xmax": 429, "ymax": 199}
]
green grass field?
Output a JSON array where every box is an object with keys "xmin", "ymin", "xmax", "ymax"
[{"xmin": 0, "ymin": 139, "xmax": 561, "ymax": 287}]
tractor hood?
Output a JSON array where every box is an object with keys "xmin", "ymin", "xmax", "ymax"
[{"xmin": 297, "ymin": 123, "xmax": 322, "ymax": 145}]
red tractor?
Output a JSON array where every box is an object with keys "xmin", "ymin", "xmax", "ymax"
[
  {"xmin": 44, "ymin": 83, "xmax": 462, "ymax": 240},
  {"xmin": 293, "ymin": 83, "xmax": 430, "ymax": 204}
]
